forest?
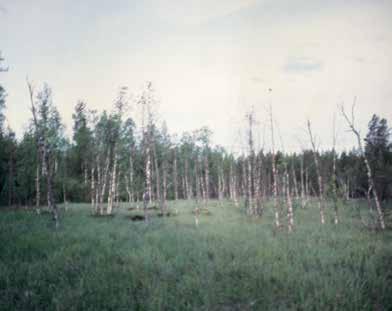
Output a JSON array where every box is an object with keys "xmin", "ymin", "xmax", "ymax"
[
  {"xmin": 1, "ymin": 51, "xmax": 392, "ymax": 226},
  {"xmin": 1, "ymin": 47, "xmax": 392, "ymax": 310}
]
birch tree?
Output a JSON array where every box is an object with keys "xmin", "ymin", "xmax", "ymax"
[
  {"xmin": 27, "ymin": 80, "xmax": 63, "ymax": 228},
  {"xmin": 269, "ymin": 106, "xmax": 280, "ymax": 228},
  {"xmin": 340, "ymin": 102, "xmax": 385, "ymax": 230},
  {"xmin": 307, "ymin": 120, "xmax": 325, "ymax": 225},
  {"xmin": 331, "ymin": 115, "xmax": 339, "ymax": 224}
]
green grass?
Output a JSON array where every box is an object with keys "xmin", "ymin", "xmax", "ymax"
[{"xmin": 0, "ymin": 199, "xmax": 391, "ymax": 310}]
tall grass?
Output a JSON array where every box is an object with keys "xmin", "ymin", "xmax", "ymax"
[{"xmin": 0, "ymin": 200, "xmax": 391, "ymax": 310}]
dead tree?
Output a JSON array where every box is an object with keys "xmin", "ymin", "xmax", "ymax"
[
  {"xmin": 254, "ymin": 154, "xmax": 263, "ymax": 215},
  {"xmin": 278, "ymin": 128, "xmax": 294, "ymax": 231},
  {"xmin": 340, "ymin": 102, "xmax": 385, "ymax": 230},
  {"xmin": 307, "ymin": 120, "xmax": 325, "ymax": 225},
  {"xmin": 269, "ymin": 106, "xmax": 280, "ymax": 228},
  {"xmin": 245, "ymin": 110, "xmax": 255, "ymax": 215},
  {"xmin": 331, "ymin": 115, "xmax": 339, "ymax": 224},
  {"xmin": 284, "ymin": 167, "xmax": 294, "ymax": 232},
  {"xmin": 300, "ymin": 155, "xmax": 306, "ymax": 208}
]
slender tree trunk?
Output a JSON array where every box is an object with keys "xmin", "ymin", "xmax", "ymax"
[
  {"xmin": 332, "ymin": 117, "xmax": 339, "ymax": 225},
  {"xmin": 184, "ymin": 159, "xmax": 191, "ymax": 200},
  {"xmin": 44, "ymin": 146, "xmax": 59, "ymax": 228},
  {"xmin": 181, "ymin": 176, "xmax": 186, "ymax": 200},
  {"xmin": 247, "ymin": 156, "xmax": 253, "ymax": 215},
  {"xmin": 246, "ymin": 111, "xmax": 255, "ymax": 215},
  {"xmin": 27, "ymin": 80, "xmax": 58, "ymax": 227},
  {"xmin": 173, "ymin": 148, "xmax": 179, "ymax": 201},
  {"xmin": 107, "ymin": 153, "xmax": 117, "ymax": 215},
  {"xmin": 218, "ymin": 166, "xmax": 224, "ymax": 201},
  {"xmin": 35, "ymin": 163, "xmax": 41, "ymax": 213},
  {"xmin": 143, "ymin": 191, "xmax": 150, "ymax": 223},
  {"xmin": 152, "ymin": 140, "xmax": 162, "ymax": 212},
  {"xmin": 305, "ymin": 169, "xmax": 309, "ymax": 199},
  {"xmin": 332, "ymin": 157, "xmax": 339, "ymax": 224},
  {"xmin": 364, "ymin": 154, "xmax": 385, "ymax": 228},
  {"xmin": 233, "ymin": 176, "xmax": 239, "ymax": 207},
  {"xmin": 221, "ymin": 167, "xmax": 226, "ymax": 200},
  {"xmin": 162, "ymin": 158, "xmax": 168, "ymax": 213},
  {"xmin": 145, "ymin": 141, "xmax": 152, "ymax": 205},
  {"xmin": 195, "ymin": 159, "xmax": 201, "ymax": 204},
  {"xmin": 204, "ymin": 153, "xmax": 210, "ymax": 204},
  {"xmin": 96, "ymin": 163, "xmax": 100, "ymax": 213},
  {"xmin": 125, "ymin": 175, "xmax": 131, "ymax": 203},
  {"xmin": 100, "ymin": 154, "xmax": 110, "ymax": 215},
  {"xmin": 291, "ymin": 163, "xmax": 299, "ymax": 200},
  {"xmin": 129, "ymin": 155, "xmax": 134, "ymax": 202},
  {"xmin": 84, "ymin": 165, "xmax": 88, "ymax": 186},
  {"xmin": 230, "ymin": 162, "xmax": 239, "ymax": 207},
  {"xmin": 115, "ymin": 172, "xmax": 120, "ymax": 208},
  {"xmin": 307, "ymin": 120, "xmax": 325, "ymax": 225},
  {"xmin": 200, "ymin": 159, "xmax": 207, "ymax": 207},
  {"xmin": 364, "ymin": 150, "xmax": 384, "ymax": 228},
  {"xmin": 300, "ymin": 156, "xmax": 306, "ymax": 208},
  {"xmin": 241, "ymin": 158, "xmax": 247, "ymax": 200},
  {"xmin": 91, "ymin": 167, "xmax": 96, "ymax": 211},
  {"xmin": 270, "ymin": 107, "xmax": 280, "ymax": 228},
  {"xmin": 229, "ymin": 163, "xmax": 233, "ymax": 200},
  {"xmin": 254, "ymin": 155, "xmax": 263, "ymax": 215},
  {"xmin": 340, "ymin": 104, "xmax": 385, "ymax": 229},
  {"xmin": 285, "ymin": 166, "xmax": 294, "ymax": 232}
]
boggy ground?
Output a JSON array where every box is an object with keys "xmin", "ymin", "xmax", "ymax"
[{"xmin": 0, "ymin": 199, "xmax": 391, "ymax": 310}]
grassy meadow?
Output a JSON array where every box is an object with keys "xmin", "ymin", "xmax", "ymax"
[{"xmin": 0, "ymin": 199, "xmax": 391, "ymax": 310}]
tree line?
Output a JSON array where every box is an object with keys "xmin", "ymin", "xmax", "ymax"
[{"xmin": 0, "ymin": 53, "xmax": 391, "ymax": 229}]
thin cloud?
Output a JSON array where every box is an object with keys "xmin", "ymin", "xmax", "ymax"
[{"xmin": 284, "ymin": 57, "xmax": 323, "ymax": 74}]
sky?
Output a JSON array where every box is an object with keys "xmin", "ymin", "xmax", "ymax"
[{"xmin": 1, "ymin": 0, "xmax": 392, "ymax": 153}]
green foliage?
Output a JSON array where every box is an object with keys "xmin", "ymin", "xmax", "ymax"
[
  {"xmin": 15, "ymin": 131, "xmax": 37, "ymax": 205},
  {"xmin": 0, "ymin": 51, "xmax": 7, "ymax": 133},
  {"xmin": 365, "ymin": 114, "xmax": 392, "ymax": 200},
  {"xmin": 0, "ymin": 200, "xmax": 391, "ymax": 310}
]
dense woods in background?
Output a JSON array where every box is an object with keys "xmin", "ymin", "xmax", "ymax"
[{"xmin": 1, "ymin": 53, "xmax": 392, "ymax": 224}]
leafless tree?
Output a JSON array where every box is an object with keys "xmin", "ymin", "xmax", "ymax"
[
  {"xmin": 331, "ymin": 114, "xmax": 339, "ymax": 224},
  {"xmin": 340, "ymin": 100, "xmax": 385, "ymax": 230},
  {"xmin": 307, "ymin": 120, "xmax": 325, "ymax": 225},
  {"xmin": 269, "ymin": 105, "xmax": 280, "ymax": 228}
]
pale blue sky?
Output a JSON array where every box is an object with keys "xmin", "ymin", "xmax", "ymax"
[{"xmin": 1, "ymin": 0, "xmax": 392, "ymax": 152}]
